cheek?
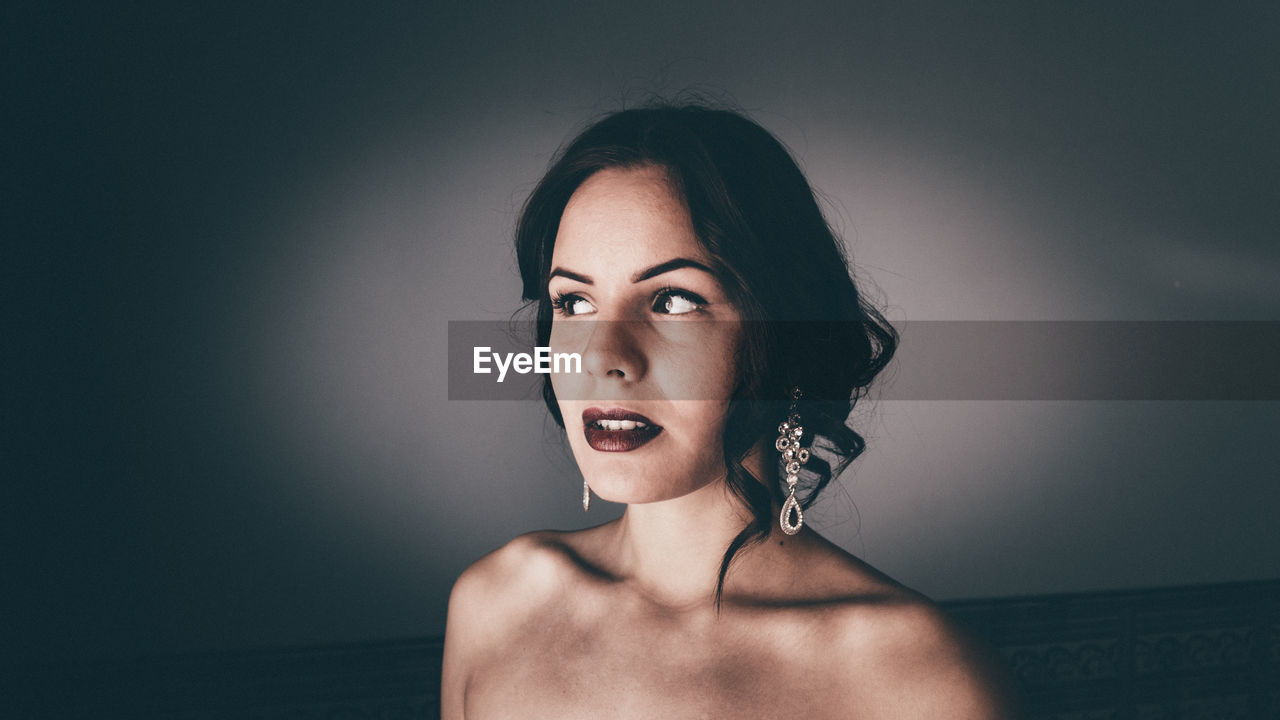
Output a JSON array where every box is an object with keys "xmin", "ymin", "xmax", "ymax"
[
  {"xmin": 657, "ymin": 331, "xmax": 739, "ymax": 456},
  {"xmin": 549, "ymin": 380, "xmax": 581, "ymax": 430},
  {"xmin": 546, "ymin": 324, "xmax": 589, "ymax": 404},
  {"xmin": 658, "ymin": 329, "xmax": 741, "ymax": 402}
]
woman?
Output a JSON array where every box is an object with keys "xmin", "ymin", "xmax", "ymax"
[{"xmin": 442, "ymin": 104, "xmax": 1015, "ymax": 719}]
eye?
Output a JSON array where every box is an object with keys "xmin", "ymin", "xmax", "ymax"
[
  {"xmin": 653, "ymin": 288, "xmax": 707, "ymax": 315},
  {"xmin": 550, "ymin": 292, "xmax": 596, "ymax": 317}
]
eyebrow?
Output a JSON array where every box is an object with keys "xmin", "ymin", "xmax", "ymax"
[{"xmin": 548, "ymin": 257, "xmax": 716, "ymax": 285}]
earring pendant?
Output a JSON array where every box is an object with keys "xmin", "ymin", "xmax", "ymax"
[
  {"xmin": 780, "ymin": 489, "xmax": 803, "ymax": 535},
  {"xmin": 776, "ymin": 387, "xmax": 808, "ymax": 535}
]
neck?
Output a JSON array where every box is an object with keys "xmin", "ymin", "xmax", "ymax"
[{"xmin": 606, "ymin": 441, "xmax": 775, "ymax": 610}]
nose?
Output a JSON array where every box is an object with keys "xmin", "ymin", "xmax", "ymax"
[{"xmin": 580, "ymin": 320, "xmax": 647, "ymax": 382}]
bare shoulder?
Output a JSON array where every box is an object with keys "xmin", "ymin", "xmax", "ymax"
[
  {"xmin": 841, "ymin": 596, "xmax": 1019, "ymax": 718},
  {"xmin": 447, "ymin": 531, "xmax": 580, "ymax": 635},
  {"xmin": 777, "ymin": 535, "xmax": 1018, "ymax": 719},
  {"xmin": 443, "ymin": 528, "xmax": 608, "ymax": 654},
  {"xmin": 805, "ymin": 557, "xmax": 1019, "ymax": 718},
  {"xmin": 450, "ymin": 531, "xmax": 574, "ymax": 598},
  {"xmin": 441, "ymin": 529, "xmax": 606, "ymax": 719}
]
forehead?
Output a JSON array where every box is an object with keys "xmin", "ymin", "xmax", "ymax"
[{"xmin": 552, "ymin": 166, "xmax": 706, "ymax": 268}]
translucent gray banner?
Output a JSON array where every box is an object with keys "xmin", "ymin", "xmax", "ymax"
[{"xmin": 447, "ymin": 321, "xmax": 1280, "ymax": 401}]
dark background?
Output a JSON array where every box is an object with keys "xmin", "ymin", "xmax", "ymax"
[{"xmin": 5, "ymin": 0, "xmax": 1279, "ymax": 669}]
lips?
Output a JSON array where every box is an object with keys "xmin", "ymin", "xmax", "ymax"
[{"xmin": 582, "ymin": 407, "xmax": 663, "ymax": 452}]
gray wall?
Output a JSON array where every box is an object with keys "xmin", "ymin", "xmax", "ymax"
[{"xmin": 6, "ymin": 1, "xmax": 1278, "ymax": 665}]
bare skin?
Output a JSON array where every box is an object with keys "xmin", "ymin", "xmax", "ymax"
[
  {"xmin": 441, "ymin": 447, "xmax": 1017, "ymax": 719},
  {"xmin": 441, "ymin": 166, "xmax": 1017, "ymax": 718}
]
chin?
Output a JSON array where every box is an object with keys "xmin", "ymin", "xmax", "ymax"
[
  {"xmin": 579, "ymin": 463, "xmax": 715, "ymax": 506},
  {"xmin": 580, "ymin": 468, "xmax": 665, "ymax": 504}
]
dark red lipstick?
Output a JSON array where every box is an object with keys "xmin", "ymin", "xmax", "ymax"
[{"xmin": 582, "ymin": 407, "xmax": 663, "ymax": 452}]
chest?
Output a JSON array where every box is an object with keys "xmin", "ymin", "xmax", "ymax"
[{"xmin": 463, "ymin": 612, "xmax": 838, "ymax": 720}]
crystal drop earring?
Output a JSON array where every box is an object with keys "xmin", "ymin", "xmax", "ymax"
[{"xmin": 775, "ymin": 387, "xmax": 809, "ymax": 535}]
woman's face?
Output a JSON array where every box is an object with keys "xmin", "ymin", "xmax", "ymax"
[{"xmin": 547, "ymin": 165, "xmax": 744, "ymax": 505}]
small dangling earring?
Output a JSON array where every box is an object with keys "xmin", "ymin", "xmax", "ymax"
[
  {"xmin": 775, "ymin": 387, "xmax": 809, "ymax": 535},
  {"xmin": 582, "ymin": 479, "xmax": 590, "ymax": 511}
]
